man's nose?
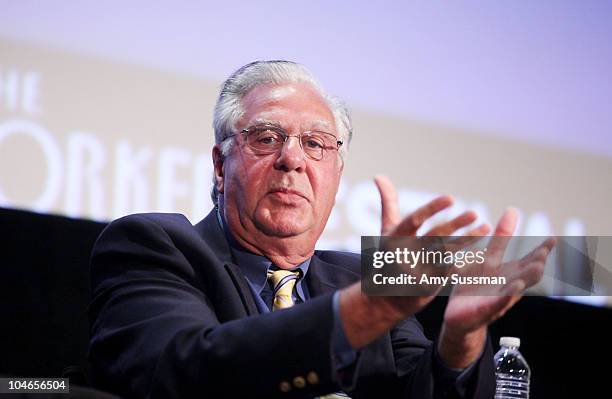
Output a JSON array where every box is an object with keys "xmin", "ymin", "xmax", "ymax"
[{"xmin": 273, "ymin": 136, "xmax": 306, "ymax": 172}]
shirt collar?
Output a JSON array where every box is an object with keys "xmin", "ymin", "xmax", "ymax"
[{"xmin": 216, "ymin": 206, "xmax": 311, "ymax": 295}]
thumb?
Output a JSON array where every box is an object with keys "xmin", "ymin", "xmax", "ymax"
[{"xmin": 374, "ymin": 175, "xmax": 401, "ymax": 235}]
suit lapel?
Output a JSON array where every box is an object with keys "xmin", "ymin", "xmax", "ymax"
[
  {"xmin": 195, "ymin": 210, "xmax": 361, "ymax": 314},
  {"xmin": 195, "ymin": 209, "xmax": 259, "ymax": 316},
  {"xmin": 223, "ymin": 263, "xmax": 259, "ymax": 316}
]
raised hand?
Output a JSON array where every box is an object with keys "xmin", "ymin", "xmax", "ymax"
[
  {"xmin": 372, "ymin": 175, "xmax": 490, "ymax": 312},
  {"xmin": 339, "ymin": 175, "xmax": 489, "ymax": 350},
  {"xmin": 375, "ymin": 175, "xmax": 489, "ymax": 238},
  {"xmin": 438, "ymin": 209, "xmax": 556, "ymax": 366},
  {"xmin": 374, "ymin": 175, "xmax": 556, "ymax": 369}
]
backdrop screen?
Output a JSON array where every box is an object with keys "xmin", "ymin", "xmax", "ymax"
[{"xmin": 1, "ymin": 2, "xmax": 611, "ymax": 305}]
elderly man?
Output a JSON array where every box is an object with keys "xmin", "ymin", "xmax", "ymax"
[{"xmin": 89, "ymin": 60, "xmax": 554, "ymax": 398}]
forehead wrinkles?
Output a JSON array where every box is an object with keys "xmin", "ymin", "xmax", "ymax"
[
  {"xmin": 239, "ymin": 84, "xmax": 336, "ymax": 131},
  {"xmin": 249, "ymin": 117, "xmax": 334, "ymax": 132}
]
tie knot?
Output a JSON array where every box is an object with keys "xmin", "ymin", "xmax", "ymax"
[
  {"xmin": 267, "ymin": 269, "xmax": 300, "ymax": 285},
  {"xmin": 267, "ymin": 269, "xmax": 301, "ymax": 310}
]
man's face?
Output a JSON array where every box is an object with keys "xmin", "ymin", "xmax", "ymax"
[{"xmin": 217, "ymin": 82, "xmax": 344, "ymax": 243}]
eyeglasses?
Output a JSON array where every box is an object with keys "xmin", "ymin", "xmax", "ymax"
[{"xmin": 227, "ymin": 124, "xmax": 343, "ymax": 161}]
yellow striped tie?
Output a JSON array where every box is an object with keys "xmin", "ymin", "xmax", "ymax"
[
  {"xmin": 267, "ymin": 269, "xmax": 300, "ymax": 311},
  {"xmin": 267, "ymin": 269, "xmax": 350, "ymax": 399}
]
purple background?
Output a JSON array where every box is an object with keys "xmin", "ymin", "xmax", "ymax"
[{"xmin": 2, "ymin": 1, "xmax": 612, "ymax": 157}]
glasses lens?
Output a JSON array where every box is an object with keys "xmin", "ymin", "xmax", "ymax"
[
  {"xmin": 247, "ymin": 126, "xmax": 284, "ymax": 152},
  {"xmin": 301, "ymin": 133, "xmax": 336, "ymax": 160},
  {"xmin": 244, "ymin": 126, "xmax": 339, "ymax": 160}
]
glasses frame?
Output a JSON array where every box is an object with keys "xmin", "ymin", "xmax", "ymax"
[{"xmin": 227, "ymin": 124, "xmax": 343, "ymax": 161}]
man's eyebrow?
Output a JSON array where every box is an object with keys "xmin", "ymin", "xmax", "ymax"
[
  {"xmin": 250, "ymin": 118, "xmax": 282, "ymax": 127},
  {"xmin": 248, "ymin": 118, "xmax": 334, "ymax": 132}
]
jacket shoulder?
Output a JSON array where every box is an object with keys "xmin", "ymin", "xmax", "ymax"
[
  {"xmin": 105, "ymin": 212, "xmax": 194, "ymax": 232},
  {"xmin": 90, "ymin": 212, "xmax": 204, "ymax": 280},
  {"xmin": 94, "ymin": 213, "xmax": 197, "ymax": 247}
]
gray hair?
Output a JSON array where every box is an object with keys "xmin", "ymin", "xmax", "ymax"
[{"xmin": 211, "ymin": 60, "xmax": 353, "ymax": 204}]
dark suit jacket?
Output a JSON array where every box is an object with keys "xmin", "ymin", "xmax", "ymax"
[{"xmin": 88, "ymin": 210, "xmax": 495, "ymax": 399}]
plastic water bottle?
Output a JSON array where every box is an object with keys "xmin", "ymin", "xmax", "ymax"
[{"xmin": 494, "ymin": 337, "xmax": 530, "ymax": 399}]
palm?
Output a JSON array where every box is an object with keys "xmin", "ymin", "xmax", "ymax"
[
  {"xmin": 443, "ymin": 215, "xmax": 556, "ymax": 334},
  {"xmin": 445, "ymin": 295, "xmax": 514, "ymax": 333},
  {"xmin": 374, "ymin": 175, "xmax": 555, "ymax": 334},
  {"xmin": 374, "ymin": 175, "xmax": 490, "ymax": 313}
]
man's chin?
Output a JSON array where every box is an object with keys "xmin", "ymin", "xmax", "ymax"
[{"xmin": 254, "ymin": 215, "xmax": 311, "ymax": 238}]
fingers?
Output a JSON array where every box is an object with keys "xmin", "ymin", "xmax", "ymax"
[
  {"xmin": 517, "ymin": 261, "xmax": 547, "ymax": 289},
  {"xmin": 519, "ymin": 238, "xmax": 556, "ymax": 266},
  {"xmin": 424, "ymin": 211, "xmax": 478, "ymax": 237},
  {"xmin": 487, "ymin": 208, "xmax": 519, "ymax": 265},
  {"xmin": 541, "ymin": 237, "xmax": 557, "ymax": 252},
  {"xmin": 474, "ymin": 251, "xmax": 550, "ymax": 323},
  {"xmin": 375, "ymin": 175, "xmax": 454, "ymax": 236},
  {"xmin": 493, "ymin": 208, "xmax": 518, "ymax": 237},
  {"xmin": 508, "ymin": 239, "xmax": 556, "ymax": 290},
  {"xmin": 375, "ymin": 175, "xmax": 401, "ymax": 235},
  {"xmin": 394, "ymin": 195, "xmax": 454, "ymax": 236},
  {"xmin": 442, "ymin": 223, "xmax": 491, "ymax": 254},
  {"xmin": 499, "ymin": 244, "xmax": 553, "ymax": 300},
  {"xmin": 464, "ymin": 223, "xmax": 491, "ymax": 237}
]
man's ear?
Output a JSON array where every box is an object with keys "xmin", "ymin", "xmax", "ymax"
[{"xmin": 212, "ymin": 145, "xmax": 225, "ymax": 195}]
